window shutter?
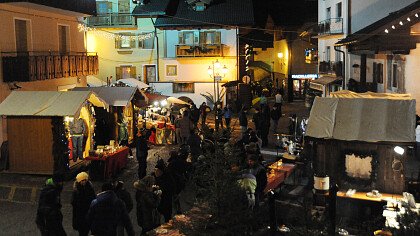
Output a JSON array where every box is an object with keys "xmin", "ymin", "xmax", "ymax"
[
  {"xmin": 116, "ymin": 67, "xmax": 122, "ymax": 80},
  {"xmin": 115, "ymin": 38, "xmax": 121, "ymax": 49},
  {"xmin": 215, "ymin": 31, "xmax": 221, "ymax": 44},
  {"xmin": 194, "ymin": 31, "xmax": 199, "ymax": 45},
  {"xmin": 178, "ymin": 32, "xmax": 184, "ymax": 44},
  {"xmin": 199, "ymin": 32, "xmax": 205, "ymax": 44},
  {"xmin": 130, "ymin": 66, "xmax": 136, "ymax": 78},
  {"xmin": 130, "ymin": 36, "xmax": 136, "ymax": 48}
]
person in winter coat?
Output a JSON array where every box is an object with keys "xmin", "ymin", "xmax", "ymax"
[
  {"xmin": 237, "ymin": 173, "xmax": 257, "ymax": 209},
  {"xmin": 223, "ymin": 104, "xmax": 233, "ymax": 128},
  {"xmin": 71, "ymin": 172, "xmax": 96, "ymax": 236},
  {"xmin": 199, "ymin": 102, "xmax": 209, "ymax": 125},
  {"xmin": 167, "ymin": 149, "xmax": 191, "ymax": 214},
  {"xmin": 190, "ymin": 103, "xmax": 200, "ymax": 128},
  {"xmin": 238, "ymin": 106, "xmax": 248, "ymax": 137},
  {"xmin": 270, "ymin": 105, "xmax": 281, "ymax": 134},
  {"xmin": 87, "ymin": 183, "xmax": 134, "ymax": 236},
  {"xmin": 136, "ymin": 128, "xmax": 149, "ymax": 179},
  {"xmin": 153, "ymin": 159, "xmax": 176, "ymax": 222},
  {"xmin": 214, "ymin": 104, "xmax": 224, "ymax": 131},
  {"xmin": 260, "ymin": 105, "xmax": 271, "ymax": 147},
  {"xmin": 36, "ymin": 174, "xmax": 66, "ymax": 236},
  {"xmin": 134, "ymin": 176, "xmax": 162, "ymax": 235},
  {"xmin": 179, "ymin": 111, "xmax": 193, "ymax": 144},
  {"xmin": 245, "ymin": 154, "xmax": 267, "ymax": 208},
  {"xmin": 252, "ymin": 107, "xmax": 262, "ymax": 135},
  {"xmin": 114, "ymin": 180, "xmax": 133, "ymax": 236}
]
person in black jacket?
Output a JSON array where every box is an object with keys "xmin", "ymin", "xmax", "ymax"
[
  {"xmin": 153, "ymin": 159, "xmax": 176, "ymax": 222},
  {"xmin": 71, "ymin": 172, "xmax": 96, "ymax": 236},
  {"xmin": 270, "ymin": 105, "xmax": 281, "ymax": 134},
  {"xmin": 245, "ymin": 154, "xmax": 267, "ymax": 208},
  {"xmin": 87, "ymin": 182, "xmax": 134, "ymax": 236},
  {"xmin": 114, "ymin": 180, "xmax": 133, "ymax": 236},
  {"xmin": 214, "ymin": 104, "xmax": 224, "ymax": 131},
  {"xmin": 238, "ymin": 106, "xmax": 248, "ymax": 138},
  {"xmin": 36, "ymin": 174, "xmax": 66, "ymax": 236},
  {"xmin": 136, "ymin": 128, "xmax": 149, "ymax": 179}
]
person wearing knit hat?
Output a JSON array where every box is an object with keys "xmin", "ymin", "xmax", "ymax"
[
  {"xmin": 71, "ymin": 172, "xmax": 96, "ymax": 236},
  {"xmin": 153, "ymin": 159, "xmax": 175, "ymax": 223}
]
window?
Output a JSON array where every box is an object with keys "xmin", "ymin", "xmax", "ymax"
[
  {"xmin": 336, "ymin": 2, "xmax": 342, "ymax": 18},
  {"xmin": 326, "ymin": 7, "xmax": 331, "ymax": 19},
  {"xmin": 118, "ymin": 0, "xmax": 130, "ymax": 13},
  {"xmin": 335, "ymin": 46, "xmax": 341, "ymax": 61},
  {"xmin": 173, "ymin": 82, "xmax": 195, "ymax": 93},
  {"xmin": 138, "ymin": 33, "xmax": 154, "ymax": 49},
  {"xmin": 96, "ymin": 1, "xmax": 112, "ymax": 13},
  {"xmin": 166, "ymin": 65, "xmax": 177, "ymax": 76},
  {"xmin": 200, "ymin": 31, "xmax": 221, "ymax": 44},
  {"xmin": 15, "ymin": 19, "xmax": 30, "ymax": 52},
  {"xmin": 325, "ymin": 46, "xmax": 331, "ymax": 62},
  {"xmin": 116, "ymin": 65, "xmax": 136, "ymax": 80},
  {"xmin": 115, "ymin": 33, "xmax": 136, "ymax": 49},
  {"xmin": 373, "ymin": 63, "xmax": 384, "ymax": 84},
  {"xmin": 58, "ymin": 25, "xmax": 70, "ymax": 54},
  {"xmin": 178, "ymin": 31, "xmax": 198, "ymax": 45},
  {"xmin": 144, "ymin": 65, "xmax": 156, "ymax": 83}
]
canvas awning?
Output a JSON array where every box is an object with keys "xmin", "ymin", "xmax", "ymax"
[
  {"xmin": 86, "ymin": 75, "xmax": 106, "ymax": 87},
  {"xmin": 306, "ymin": 96, "xmax": 416, "ymax": 142},
  {"xmin": 112, "ymin": 78, "xmax": 149, "ymax": 90},
  {"xmin": 311, "ymin": 76, "xmax": 342, "ymax": 86},
  {"xmin": 0, "ymin": 91, "xmax": 108, "ymax": 117},
  {"xmin": 72, "ymin": 87, "xmax": 137, "ymax": 107}
]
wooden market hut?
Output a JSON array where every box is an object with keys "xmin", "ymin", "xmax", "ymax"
[
  {"xmin": 0, "ymin": 91, "xmax": 107, "ymax": 174},
  {"xmin": 305, "ymin": 91, "xmax": 417, "ymax": 194},
  {"xmin": 72, "ymin": 87, "xmax": 139, "ymax": 146}
]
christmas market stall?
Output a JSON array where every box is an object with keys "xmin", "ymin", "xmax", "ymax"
[
  {"xmin": 72, "ymin": 86, "xmax": 139, "ymax": 146},
  {"xmin": 0, "ymin": 91, "xmax": 107, "ymax": 175},
  {"xmin": 305, "ymin": 91, "xmax": 419, "ymax": 230}
]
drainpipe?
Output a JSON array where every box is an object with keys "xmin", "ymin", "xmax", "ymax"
[
  {"xmin": 334, "ymin": 46, "xmax": 345, "ymax": 89},
  {"xmin": 151, "ymin": 18, "xmax": 159, "ymax": 81},
  {"xmin": 236, "ymin": 27, "xmax": 239, "ymax": 102}
]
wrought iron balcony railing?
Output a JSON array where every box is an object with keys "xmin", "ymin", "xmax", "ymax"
[
  {"xmin": 176, "ymin": 44, "xmax": 224, "ymax": 57},
  {"xmin": 0, "ymin": 0, "xmax": 96, "ymax": 15},
  {"xmin": 319, "ymin": 61, "xmax": 343, "ymax": 76},
  {"xmin": 317, "ymin": 18, "xmax": 343, "ymax": 36},
  {"xmin": 2, "ymin": 51, "xmax": 98, "ymax": 82},
  {"xmin": 86, "ymin": 13, "xmax": 135, "ymax": 27}
]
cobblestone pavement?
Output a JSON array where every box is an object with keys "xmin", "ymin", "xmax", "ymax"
[{"xmin": 0, "ymin": 101, "xmax": 309, "ymax": 235}]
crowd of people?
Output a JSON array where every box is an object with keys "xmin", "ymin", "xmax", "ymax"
[{"xmin": 35, "ymin": 90, "xmax": 288, "ymax": 235}]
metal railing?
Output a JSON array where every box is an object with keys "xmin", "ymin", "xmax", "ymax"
[
  {"xmin": 0, "ymin": 0, "xmax": 96, "ymax": 15},
  {"xmin": 86, "ymin": 13, "xmax": 135, "ymax": 27},
  {"xmin": 175, "ymin": 44, "xmax": 224, "ymax": 57},
  {"xmin": 317, "ymin": 18, "xmax": 343, "ymax": 36}
]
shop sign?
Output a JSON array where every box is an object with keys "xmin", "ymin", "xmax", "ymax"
[{"xmin": 292, "ymin": 74, "xmax": 319, "ymax": 79}]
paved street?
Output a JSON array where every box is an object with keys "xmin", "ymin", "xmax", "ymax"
[{"xmin": 0, "ymin": 101, "xmax": 309, "ymax": 235}]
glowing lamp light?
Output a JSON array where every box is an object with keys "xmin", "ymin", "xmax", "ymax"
[
  {"xmin": 407, "ymin": 17, "xmax": 411, "ymax": 22},
  {"xmin": 221, "ymin": 65, "xmax": 228, "ymax": 75},
  {"xmin": 394, "ymin": 146, "xmax": 405, "ymax": 155},
  {"xmin": 207, "ymin": 66, "xmax": 213, "ymax": 75},
  {"xmin": 392, "ymin": 25, "xmax": 396, "ymax": 29},
  {"xmin": 384, "ymin": 29, "xmax": 389, "ymax": 33},
  {"xmin": 214, "ymin": 59, "xmax": 221, "ymax": 69},
  {"xmin": 399, "ymin": 21, "xmax": 403, "ymax": 26},
  {"xmin": 161, "ymin": 100, "xmax": 167, "ymax": 107},
  {"xmin": 153, "ymin": 101, "xmax": 159, "ymax": 107},
  {"xmin": 278, "ymin": 52, "xmax": 284, "ymax": 58},
  {"xmin": 415, "ymin": 13, "xmax": 418, "ymax": 18}
]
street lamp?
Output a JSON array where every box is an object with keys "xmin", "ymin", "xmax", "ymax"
[{"xmin": 208, "ymin": 59, "xmax": 228, "ymax": 105}]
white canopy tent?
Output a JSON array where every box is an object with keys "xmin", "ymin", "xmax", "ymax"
[
  {"xmin": 113, "ymin": 78, "xmax": 149, "ymax": 90},
  {"xmin": 306, "ymin": 92, "xmax": 416, "ymax": 143},
  {"xmin": 87, "ymin": 75, "xmax": 106, "ymax": 87}
]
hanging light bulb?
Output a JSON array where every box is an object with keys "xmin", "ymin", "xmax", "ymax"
[
  {"xmin": 392, "ymin": 25, "xmax": 395, "ymax": 29},
  {"xmin": 384, "ymin": 29, "xmax": 389, "ymax": 33},
  {"xmin": 415, "ymin": 13, "xmax": 418, "ymax": 18},
  {"xmin": 399, "ymin": 21, "xmax": 403, "ymax": 25},
  {"xmin": 407, "ymin": 17, "xmax": 411, "ymax": 22}
]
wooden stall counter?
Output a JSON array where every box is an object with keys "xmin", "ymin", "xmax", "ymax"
[
  {"xmin": 337, "ymin": 191, "xmax": 404, "ymax": 202},
  {"xmin": 264, "ymin": 162, "xmax": 296, "ymax": 194},
  {"xmin": 85, "ymin": 146, "xmax": 129, "ymax": 180}
]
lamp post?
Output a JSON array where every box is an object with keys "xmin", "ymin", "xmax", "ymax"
[{"xmin": 208, "ymin": 59, "xmax": 228, "ymax": 106}]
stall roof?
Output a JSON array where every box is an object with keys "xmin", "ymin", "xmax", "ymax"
[
  {"xmin": 72, "ymin": 87, "xmax": 137, "ymax": 107},
  {"xmin": 311, "ymin": 76, "xmax": 342, "ymax": 86},
  {"xmin": 306, "ymin": 95, "xmax": 416, "ymax": 143},
  {"xmin": 0, "ymin": 91, "xmax": 107, "ymax": 117}
]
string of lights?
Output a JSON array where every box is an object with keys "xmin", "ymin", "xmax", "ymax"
[{"xmin": 78, "ymin": 24, "xmax": 154, "ymax": 41}]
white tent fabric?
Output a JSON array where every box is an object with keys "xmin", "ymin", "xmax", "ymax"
[
  {"xmin": 167, "ymin": 97, "xmax": 189, "ymax": 105},
  {"xmin": 0, "ymin": 91, "xmax": 107, "ymax": 117},
  {"xmin": 72, "ymin": 87, "xmax": 137, "ymax": 107},
  {"xmin": 330, "ymin": 90, "xmax": 412, "ymax": 99},
  {"xmin": 113, "ymin": 78, "xmax": 149, "ymax": 90},
  {"xmin": 306, "ymin": 96, "xmax": 416, "ymax": 142},
  {"xmin": 87, "ymin": 75, "xmax": 106, "ymax": 87}
]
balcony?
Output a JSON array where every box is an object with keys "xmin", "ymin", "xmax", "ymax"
[
  {"xmin": 0, "ymin": 0, "xmax": 96, "ymax": 15},
  {"xmin": 319, "ymin": 61, "xmax": 343, "ymax": 76},
  {"xmin": 2, "ymin": 51, "xmax": 98, "ymax": 82},
  {"xmin": 86, "ymin": 13, "xmax": 135, "ymax": 28},
  {"xmin": 316, "ymin": 18, "xmax": 343, "ymax": 36},
  {"xmin": 176, "ymin": 44, "xmax": 224, "ymax": 57}
]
